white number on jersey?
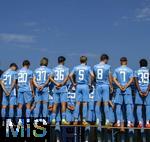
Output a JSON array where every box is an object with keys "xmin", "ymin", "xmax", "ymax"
[
  {"xmin": 18, "ymin": 73, "xmax": 27, "ymax": 83},
  {"xmin": 120, "ymin": 71, "xmax": 126, "ymax": 82},
  {"xmin": 138, "ymin": 72, "xmax": 149, "ymax": 84},
  {"xmin": 68, "ymin": 93, "xmax": 76, "ymax": 99},
  {"xmin": 3, "ymin": 74, "xmax": 11, "ymax": 85},
  {"xmin": 97, "ymin": 68, "xmax": 103, "ymax": 80},
  {"xmin": 36, "ymin": 70, "xmax": 46, "ymax": 81},
  {"xmin": 79, "ymin": 69, "xmax": 85, "ymax": 81},
  {"xmin": 54, "ymin": 69, "xmax": 64, "ymax": 80}
]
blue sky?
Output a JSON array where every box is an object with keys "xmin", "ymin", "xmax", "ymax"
[{"xmin": 0, "ymin": 0, "xmax": 150, "ymax": 70}]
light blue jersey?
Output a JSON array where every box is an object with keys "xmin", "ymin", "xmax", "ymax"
[
  {"xmin": 1, "ymin": 69, "xmax": 17, "ymax": 106},
  {"xmin": 17, "ymin": 67, "xmax": 33, "ymax": 92},
  {"xmin": 135, "ymin": 67, "xmax": 150, "ymax": 106},
  {"xmin": 93, "ymin": 62, "xmax": 111, "ymax": 85},
  {"xmin": 52, "ymin": 64, "xmax": 69, "ymax": 93},
  {"xmin": 135, "ymin": 67, "xmax": 149, "ymax": 91},
  {"xmin": 71, "ymin": 64, "xmax": 93, "ymax": 85},
  {"xmin": 34, "ymin": 66, "xmax": 52, "ymax": 92},
  {"xmin": 113, "ymin": 65, "xmax": 134, "ymax": 123},
  {"xmin": 1, "ymin": 69, "xmax": 17, "ymax": 92},
  {"xmin": 113, "ymin": 65, "xmax": 133, "ymax": 86}
]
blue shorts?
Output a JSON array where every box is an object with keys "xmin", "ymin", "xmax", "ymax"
[
  {"xmin": 35, "ymin": 90, "xmax": 49, "ymax": 102},
  {"xmin": 95, "ymin": 84, "xmax": 109, "ymax": 102},
  {"xmin": 2, "ymin": 90, "xmax": 17, "ymax": 106},
  {"xmin": 18, "ymin": 91, "xmax": 33, "ymax": 104},
  {"xmin": 53, "ymin": 92, "xmax": 68, "ymax": 103},
  {"xmin": 76, "ymin": 84, "xmax": 89, "ymax": 102},
  {"xmin": 135, "ymin": 87, "xmax": 150, "ymax": 105},
  {"xmin": 114, "ymin": 88, "xmax": 133, "ymax": 105}
]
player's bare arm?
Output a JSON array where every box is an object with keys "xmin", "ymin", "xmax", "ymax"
[
  {"xmin": 124, "ymin": 77, "xmax": 134, "ymax": 91},
  {"xmin": 90, "ymin": 71, "xmax": 94, "ymax": 86},
  {"xmin": 30, "ymin": 79, "xmax": 35, "ymax": 97},
  {"xmin": 69, "ymin": 73, "xmax": 76, "ymax": 86},
  {"xmin": 0, "ymin": 80, "xmax": 9, "ymax": 96},
  {"xmin": 113, "ymin": 77, "xmax": 122, "ymax": 90},
  {"xmin": 10, "ymin": 79, "xmax": 17, "ymax": 94},
  {"xmin": 33, "ymin": 76, "xmax": 41, "ymax": 91},
  {"xmin": 109, "ymin": 73, "xmax": 113, "ymax": 93},
  {"xmin": 39, "ymin": 78, "xmax": 50, "ymax": 91},
  {"xmin": 49, "ymin": 76, "xmax": 61, "ymax": 87},
  {"xmin": 135, "ymin": 77, "xmax": 143, "ymax": 96},
  {"xmin": 60, "ymin": 75, "xmax": 69, "ymax": 86},
  {"xmin": 145, "ymin": 84, "xmax": 150, "ymax": 97}
]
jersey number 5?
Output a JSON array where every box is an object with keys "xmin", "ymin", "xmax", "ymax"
[{"xmin": 79, "ymin": 70, "xmax": 85, "ymax": 81}]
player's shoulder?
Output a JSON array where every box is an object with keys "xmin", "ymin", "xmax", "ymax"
[
  {"xmin": 86, "ymin": 65, "xmax": 91, "ymax": 69},
  {"xmin": 105, "ymin": 64, "xmax": 111, "ymax": 69},
  {"xmin": 28, "ymin": 69, "xmax": 33, "ymax": 74},
  {"xmin": 3, "ymin": 69, "xmax": 9, "ymax": 74},
  {"xmin": 45, "ymin": 66, "xmax": 51, "ymax": 72},
  {"xmin": 114, "ymin": 66, "xmax": 120, "ymax": 72},
  {"xmin": 17, "ymin": 68, "xmax": 22, "ymax": 73},
  {"xmin": 52, "ymin": 66, "xmax": 57, "ymax": 70},
  {"xmin": 11, "ymin": 70, "xmax": 17, "ymax": 75},
  {"xmin": 126, "ymin": 66, "xmax": 133, "ymax": 72},
  {"xmin": 93, "ymin": 63, "xmax": 99, "ymax": 68},
  {"xmin": 73, "ymin": 65, "xmax": 79, "ymax": 70},
  {"xmin": 63, "ymin": 65, "xmax": 69, "ymax": 70}
]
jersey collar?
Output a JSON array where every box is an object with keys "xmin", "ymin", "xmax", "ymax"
[{"xmin": 100, "ymin": 61, "xmax": 105, "ymax": 65}]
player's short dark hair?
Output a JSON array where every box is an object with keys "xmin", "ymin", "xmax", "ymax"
[
  {"xmin": 80, "ymin": 56, "xmax": 87, "ymax": 63},
  {"xmin": 120, "ymin": 57, "xmax": 127, "ymax": 62},
  {"xmin": 100, "ymin": 54, "xmax": 109, "ymax": 61},
  {"xmin": 22, "ymin": 60, "xmax": 30, "ymax": 66},
  {"xmin": 9, "ymin": 63, "xmax": 18, "ymax": 69},
  {"xmin": 40, "ymin": 57, "xmax": 48, "ymax": 66},
  {"xmin": 139, "ymin": 59, "xmax": 148, "ymax": 67},
  {"xmin": 58, "ymin": 56, "xmax": 66, "ymax": 63}
]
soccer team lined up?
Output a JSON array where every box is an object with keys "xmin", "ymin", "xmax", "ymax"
[{"xmin": 0, "ymin": 54, "xmax": 150, "ymax": 128}]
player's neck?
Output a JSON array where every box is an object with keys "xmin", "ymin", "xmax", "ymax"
[
  {"xmin": 100, "ymin": 61, "xmax": 106, "ymax": 64},
  {"xmin": 121, "ymin": 65, "xmax": 127, "ymax": 67},
  {"xmin": 141, "ymin": 66, "xmax": 146, "ymax": 68},
  {"xmin": 23, "ymin": 66, "xmax": 28, "ymax": 69}
]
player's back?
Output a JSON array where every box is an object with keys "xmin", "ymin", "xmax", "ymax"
[
  {"xmin": 114, "ymin": 66, "xmax": 133, "ymax": 86},
  {"xmin": 135, "ymin": 67, "xmax": 149, "ymax": 90},
  {"xmin": 53, "ymin": 64, "xmax": 69, "ymax": 83},
  {"xmin": 34, "ymin": 66, "xmax": 51, "ymax": 86},
  {"xmin": 93, "ymin": 63, "xmax": 111, "ymax": 85},
  {"xmin": 73, "ymin": 64, "xmax": 92, "ymax": 84},
  {"xmin": 17, "ymin": 67, "xmax": 33, "ymax": 92},
  {"xmin": 1, "ymin": 69, "xmax": 17, "ymax": 91}
]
